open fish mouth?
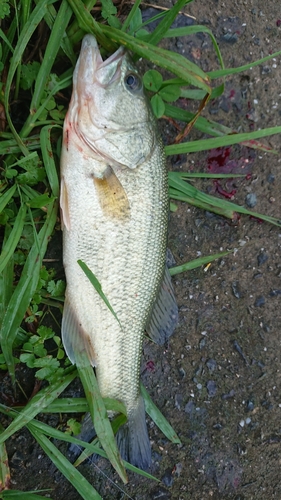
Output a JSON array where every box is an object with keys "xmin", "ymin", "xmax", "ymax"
[{"xmin": 77, "ymin": 35, "xmax": 126, "ymax": 89}]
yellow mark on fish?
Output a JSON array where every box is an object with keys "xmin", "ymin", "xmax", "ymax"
[{"xmin": 93, "ymin": 166, "xmax": 130, "ymax": 219}]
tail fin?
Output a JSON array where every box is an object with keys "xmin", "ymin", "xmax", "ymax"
[{"xmin": 117, "ymin": 395, "xmax": 151, "ymax": 470}]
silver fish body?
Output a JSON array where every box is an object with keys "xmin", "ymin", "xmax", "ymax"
[{"xmin": 60, "ymin": 35, "xmax": 177, "ymax": 469}]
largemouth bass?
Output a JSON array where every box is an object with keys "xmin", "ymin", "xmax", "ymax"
[{"xmin": 60, "ymin": 34, "xmax": 178, "ymax": 469}]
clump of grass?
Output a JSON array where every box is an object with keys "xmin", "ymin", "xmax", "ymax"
[{"xmin": 0, "ymin": 0, "xmax": 280, "ymax": 497}]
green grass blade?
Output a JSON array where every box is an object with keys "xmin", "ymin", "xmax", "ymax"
[
  {"xmin": 165, "ymin": 126, "xmax": 281, "ymax": 155},
  {"xmin": 0, "ymin": 185, "xmax": 17, "ymax": 213},
  {"xmin": 0, "ymin": 136, "xmax": 41, "ymax": 156},
  {"xmin": 0, "ymin": 368, "xmax": 77, "ymax": 445},
  {"xmin": 40, "ymin": 125, "xmax": 61, "ymax": 198},
  {"xmin": 0, "ymin": 491, "xmax": 51, "ymax": 500},
  {"xmin": 170, "ymin": 251, "xmax": 231, "ymax": 276},
  {"xmin": 28, "ymin": 427, "xmax": 102, "ymax": 500},
  {"xmin": 77, "ymin": 260, "xmax": 122, "ymax": 327},
  {"xmin": 0, "ymin": 200, "xmax": 59, "ymax": 381},
  {"xmin": 168, "ymin": 173, "xmax": 281, "ymax": 226},
  {"xmin": 121, "ymin": 0, "xmax": 142, "ymax": 33},
  {"xmin": 40, "ymin": 396, "xmax": 126, "ymax": 415},
  {"xmin": 0, "ymin": 230, "xmax": 14, "ymax": 326},
  {"xmin": 0, "ymin": 204, "xmax": 27, "ymax": 275},
  {"xmin": 141, "ymin": 383, "xmax": 181, "ymax": 444},
  {"xmin": 165, "ymin": 24, "xmax": 224, "ymax": 75},
  {"xmin": 0, "ymin": 423, "xmax": 10, "ymax": 491},
  {"xmin": 76, "ymin": 358, "xmax": 128, "ymax": 484},
  {"xmin": 147, "ymin": 0, "xmax": 193, "ymax": 46},
  {"xmin": 208, "ymin": 49, "xmax": 281, "ymax": 78}
]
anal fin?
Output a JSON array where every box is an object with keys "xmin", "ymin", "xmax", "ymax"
[
  {"xmin": 61, "ymin": 296, "xmax": 96, "ymax": 367},
  {"xmin": 146, "ymin": 266, "xmax": 178, "ymax": 345}
]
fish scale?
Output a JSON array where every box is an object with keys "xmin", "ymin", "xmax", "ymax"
[{"xmin": 60, "ymin": 34, "xmax": 177, "ymax": 469}]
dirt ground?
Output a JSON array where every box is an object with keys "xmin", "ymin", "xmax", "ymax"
[{"xmin": 4, "ymin": 1, "xmax": 281, "ymax": 499}]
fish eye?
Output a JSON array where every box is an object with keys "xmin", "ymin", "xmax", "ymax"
[{"xmin": 124, "ymin": 73, "xmax": 142, "ymax": 92}]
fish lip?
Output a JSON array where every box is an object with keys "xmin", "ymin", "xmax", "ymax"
[{"xmin": 80, "ymin": 34, "xmax": 125, "ymax": 86}]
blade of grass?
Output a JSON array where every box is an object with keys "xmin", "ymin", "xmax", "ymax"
[
  {"xmin": 169, "ymin": 251, "xmax": 232, "ymax": 276},
  {"xmin": 146, "ymin": 0, "xmax": 193, "ymax": 46},
  {"xmin": 164, "ymin": 103, "xmax": 278, "ymax": 153},
  {"xmin": 39, "ymin": 396, "xmax": 126, "ymax": 414},
  {"xmin": 28, "ymin": 427, "xmax": 103, "ymax": 500},
  {"xmin": 168, "ymin": 173, "xmax": 281, "ymax": 226},
  {"xmin": 0, "ymin": 423, "xmax": 10, "ymax": 491},
  {"xmin": 77, "ymin": 260, "xmax": 121, "ymax": 328},
  {"xmin": 0, "ymin": 368, "xmax": 77, "ymax": 445},
  {"xmin": 141, "ymin": 383, "xmax": 181, "ymax": 444},
  {"xmin": 208, "ymin": 49, "xmax": 281, "ymax": 78},
  {"xmin": 0, "ymin": 204, "xmax": 27, "ymax": 275},
  {"xmin": 0, "ymin": 491, "xmax": 52, "ymax": 500},
  {"xmin": 165, "ymin": 126, "xmax": 281, "ymax": 155},
  {"xmin": 40, "ymin": 125, "xmax": 61, "ymax": 198},
  {"xmin": 0, "ymin": 185, "xmax": 17, "ymax": 212},
  {"xmin": 76, "ymin": 357, "xmax": 128, "ymax": 484}
]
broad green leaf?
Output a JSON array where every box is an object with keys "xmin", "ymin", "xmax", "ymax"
[
  {"xmin": 159, "ymin": 84, "xmax": 181, "ymax": 102},
  {"xmin": 151, "ymin": 94, "xmax": 165, "ymax": 118},
  {"xmin": 143, "ymin": 69, "xmax": 163, "ymax": 92}
]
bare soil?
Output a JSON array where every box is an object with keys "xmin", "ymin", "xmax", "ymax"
[{"xmin": 3, "ymin": 1, "xmax": 281, "ymax": 499}]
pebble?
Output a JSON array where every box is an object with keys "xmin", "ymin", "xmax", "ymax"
[
  {"xmin": 161, "ymin": 470, "xmax": 174, "ymax": 488},
  {"xmin": 246, "ymin": 399, "xmax": 255, "ymax": 412},
  {"xmin": 254, "ymin": 296, "xmax": 265, "ymax": 307},
  {"xmin": 206, "ymin": 380, "xmax": 217, "ymax": 397},
  {"xmin": 206, "ymin": 358, "xmax": 217, "ymax": 373},
  {"xmin": 245, "ymin": 193, "xmax": 257, "ymax": 208},
  {"xmin": 232, "ymin": 281, "xmax": 243, "ymax": 299},
  {"xmin": 257, "ymin": 252, "xmax": 268, "ymax": 266},
  {"xmin": 269, "ymin": 289, "xmax": 281, "ymax": 297},
  {"xmin": 151, "ymin": 486, "xmax": 171, "ymax": 499},
  {"xmin": 267, "ymin": 173, "xmax": 275, "ymax": 183}
]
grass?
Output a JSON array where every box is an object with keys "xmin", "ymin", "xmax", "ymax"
[{"xmin": 0, "ymin": 0, "xmax": 280, "ymax": 497}]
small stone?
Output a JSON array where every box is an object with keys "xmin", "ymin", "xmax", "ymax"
[
  {"xmin": 269, "ymin": 289, "xmax": 281, "ymax": 297},
  {"xmin": 161, "ymin": 470, "xmax": 174, "ymax": 488},
  {"xmin": 206, "ymin": 358, "xmax": 217, "ymax": 373},
  {"xmin": 206, "ymin": 380, "xmax": 217, "ymax": 397},
  {"xmin": 232, "ymin": 281, "xmax": 243, "ymax": 298},
  {"xmin": 267, "ymin": 173, "xmax": 275, "ymax": 183},
  {"xmin": 245, "ymin": 193, "xmax": 257, "ymax": 208},
  {"xmin": 245, "ymin": 417, "xmax": 251, "ymax": 425},
  {"xmin": 246, "ymin": 399, "xmax": 255, "ymax": 412},
  {"xmin": 151, "ymin": 486, "xmax": 171, "ymax": 499},
  {"xmin": 254, "ymin": 296, "xmax": 265, "ymax": 307},
  {"xmin": 257, "ymin": 252, "xmax": 268, "ymax": 266}
]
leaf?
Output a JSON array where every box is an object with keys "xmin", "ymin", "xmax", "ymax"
[
  {"xmin": 101, "ymin": 0, "xmax": 117, "ymax": 20},
  {"xmin": 20, "ymin": 61, "xmax": 41, "ymax": 90},
  {"xmin": 159, "ymin": 84, "xmax": 181, "ymax": 102},
  {"xmin": 143, "ymin": 69, "xmax": 163, "ymax": 92},
  {"xmin": 47, "ymin": 279, "xmax": 66, "ymax": 297},
  {"xmin": 151, "ymin": 94, "xmax": 165, "ymax": 118}
]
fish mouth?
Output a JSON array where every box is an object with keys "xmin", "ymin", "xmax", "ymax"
[{"xmin": 77, "ymin": 34, "xmax": 125, "ymax": 89}]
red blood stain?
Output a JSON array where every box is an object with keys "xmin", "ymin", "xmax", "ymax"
[
  {"xmin": 146, "ymin": 360, "xmax": 155, "ymax": 372},
  {"xmin": 213, "ymin": 180, "xmax": 236, "ymax": 199}
]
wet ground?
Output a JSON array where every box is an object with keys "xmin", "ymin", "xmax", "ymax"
[{"xmin": 3, "ymin": 1, "xmax": 281, "ymax": 498}]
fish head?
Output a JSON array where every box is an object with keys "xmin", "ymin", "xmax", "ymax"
[{"xmin": 68, "ymin": 34, "xmax": 156, "ymax": 169}]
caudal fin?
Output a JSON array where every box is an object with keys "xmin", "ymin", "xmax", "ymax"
[{"xmin": 117, "ymin": 395, "xmax": 151, "ymax": 470}]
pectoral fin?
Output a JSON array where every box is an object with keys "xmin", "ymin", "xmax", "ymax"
[
  {"xmin": 93, "ymin": 166, "xmax": 130, "ymax": 219},
  {"xmin": 146, "ymin": 266, "xmax": 178, "ymax": 345},
  {"xmin": 60, "ymin": 176, "xmax": 71, "ymax": 231},
  {"xmin": 61, "ymin": 296, "xmax": 96, "ymax": 367}
]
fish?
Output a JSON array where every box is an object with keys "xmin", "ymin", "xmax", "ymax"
[{"xmin": 60, "ymin": 34, "xmax": 178, "ymax": 469}]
